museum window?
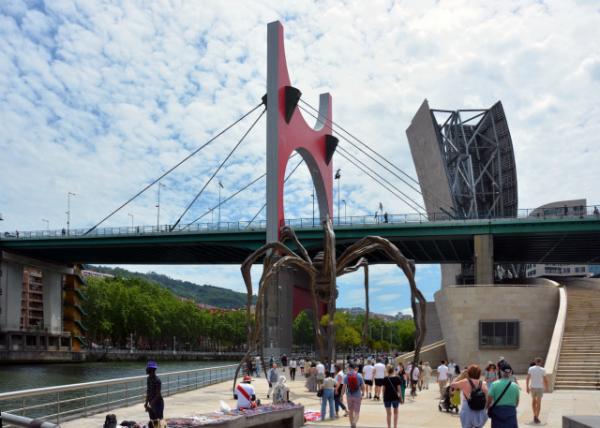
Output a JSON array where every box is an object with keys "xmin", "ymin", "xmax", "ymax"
[{"xmin": 479, "ymin": 320, "xmax": 519, "ymax": 348}]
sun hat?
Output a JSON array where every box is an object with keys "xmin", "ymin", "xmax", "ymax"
[{"xmin": 147, "ymin": 360, "xmax": 158, "ymax": 369}]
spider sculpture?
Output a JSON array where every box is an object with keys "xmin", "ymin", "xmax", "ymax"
[{"xmin": 232, "ymin": 216, "xmax": 427, "ymax": 388}]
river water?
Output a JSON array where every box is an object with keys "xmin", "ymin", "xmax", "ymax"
[{"xmin": 0, "ymin": 360, "xmax": 237, "ymax": 393}]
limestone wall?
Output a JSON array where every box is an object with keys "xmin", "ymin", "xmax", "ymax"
[
  {"xmin": 423, "ymin": 301, "xmax": 443, "ymax": 345},
  {"xmin": 435, "ymin": 284, "xmax": 559, "ymax": 373}
]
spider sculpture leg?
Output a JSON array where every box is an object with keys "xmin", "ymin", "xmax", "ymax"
[{"xmin": 336, "ymin": 236, "xmax": 427, "ymax": 381}]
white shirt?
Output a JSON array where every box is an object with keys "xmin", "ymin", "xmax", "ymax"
[
  {"xmin": 236, "ymin": 383, "xmax": 255, "ymax": 409},
  {"xmin": 330, "ymin": 364, "xmax": 336, "ymax": 373},
  {"xmin": 363, "ymin": 364, "xmax": 374, "ymax": 380},
  {"xmin": 374, "ymin": 362, "xmax": 386, "ymax": 379},
  {"xmin": 447, "ymin": 363, "xmax": 456, "ymax": 375},
  {"xmin": 528, "ymin": 365, "xmax": 546, "ymax": 389},
  {"xmin": 299, "ymin": 359, "xmax": 305, "ymax": 367},
  {"xmin": 316, "ymin": 363, "xmax": 325, "ymax": 374},
  {"xmin": 336, "ymin": 370, "xmax": 345, "ymax": 385},
  {"xmin": 289, "ymin": 360, "xmax": 297, "ymax": 368},
  {"xmin": 437, "ymin": 364, "xmax": 449, "ymax": 381},
  {"xmin": 411, "ymin": 366, "xmax": 420, "ymax": 381}
]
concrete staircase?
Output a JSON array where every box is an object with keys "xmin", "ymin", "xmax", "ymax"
[{"xmin": 554, "ymin": 284, "xmax": 600, "ymax": 390}]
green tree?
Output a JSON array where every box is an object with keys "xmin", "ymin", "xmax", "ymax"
[{"xmin": 293, "ymin": 310, "xmax": 315, "ymax": 347}]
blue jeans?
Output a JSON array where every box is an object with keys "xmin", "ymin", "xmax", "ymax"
[{"xmin": 321, "ymin": 388, "xmax": 335, "ymax": 420}]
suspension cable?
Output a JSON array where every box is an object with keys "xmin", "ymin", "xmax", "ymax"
[
  {"xmin": 84, "ymin": 103, "xmax": 264, "ymax": 235},
  {"xmin": 170, "ymin": 108, "xmax": 266, "ymax": 230},
  {"xmin": 245, "ymin": 156, "xmax": 305, "ymax": 226},
  {"xmin": 337, "ymin": 147, "xmax": 425, "ymax": 213}
]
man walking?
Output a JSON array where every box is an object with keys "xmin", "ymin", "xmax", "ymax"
[
  {"xmin": 373, "ymin": 359, "xmax": 386, "ymax": 400},
  {"xmin": 526, "ymin": 357, "xmax": 548, "ymax": 424},
  {"xmin": 267, "ymin": 363, "xmax": 278, "ymax": 398},
  {"xmin": 362, "ymin": 359, "xmax": 374, "ymax": 398},
  {"xmin": 437, "ymin": 360, "xmax": 449, "ymax": 398},
  {"xmin": 342, "ymin": 363, "xmax": 364, "ymax": 428},
  {"xmin": 289, "ymin": 357, "xmax": 297, "ymax": 381}
]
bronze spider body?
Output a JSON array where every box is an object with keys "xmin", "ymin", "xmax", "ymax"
[{"xmin": 233, "ymin": 216, "xmax": 427, "ymax": 389}]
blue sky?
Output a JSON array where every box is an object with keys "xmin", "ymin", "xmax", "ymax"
[{"xmin": 1, "ymin": 1, "xmax": 599, "ymax": 315}]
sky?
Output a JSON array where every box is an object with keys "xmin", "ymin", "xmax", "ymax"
[{"xmin": 1, "ymin": 0, "xmax": 599, "ymax": 315}]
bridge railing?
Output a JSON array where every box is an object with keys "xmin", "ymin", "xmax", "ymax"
[
  {"xmin": 2, "ymin": 205, "xmax": 599, "ymax": 240},
  {"xmin": 0, "ymin": 363, "xmax": 239, "ymax": 427}
]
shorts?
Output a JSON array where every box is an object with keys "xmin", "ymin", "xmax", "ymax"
[
  {"xmin": 384, "ymin": 400, "xmax": 400, "ymax": 409},
  {"xmin": 316, "ymin": 373, "xmax": 325, "ymax": 384},
  {"xmin": 347, "ymin": 395, "xmax": 362, "ymax": 413},
  {"xmin": 531, "ymin": 388, "xmax": 544, "ymax": 399},
  {"xmin": 375, "ymin": 378, "xmax": 384, "ymax": 387},
  {"xmin": 365, "ymin": 379, "xmax": 373, "ymax": 386}
]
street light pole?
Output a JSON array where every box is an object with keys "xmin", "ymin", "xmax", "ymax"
[
  {"xmin": 335, "ymin": 169, "xmax": 341, "ymax": 225},
  {"xmin": 128, "ymin": 213, "xmax": 134, "ymax": 228},
  {"xmin": 311, "ymin": 189, "xmax": 315, "ymax": 226},
  {"xmin": 342, "ymin": 199, "xmax": 347, "ymax": 224},
  {"xmin": 66, "ymin": 192, "xmax": 76, "ymax": 234},
  {"xmin": 156, "ymin": 182, "xmax": 166, "ymax": 229},
  {"xmin": 218, "ymin": 181, "xmax": 224, "ymax": 225},
  {"xmin": 42, "ymin": 219, "xmax": 49, "ymax": 230}
]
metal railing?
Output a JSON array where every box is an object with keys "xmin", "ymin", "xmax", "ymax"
[
  {"xmin": 0, "ymin": 363, "xmax": 239, "ymax": 427},
  {"xmin": 2, "ymin": 204, "xmax": 599, "ymax": 241},
  {"xmin": 0, "ymin": 412, "xmax": 58, "ymax": 428}
]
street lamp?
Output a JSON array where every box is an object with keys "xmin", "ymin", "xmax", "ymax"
[
  {"xmin": 342, "ymin": 199, "xmax": 347, "ymax": 224},
  {"xmin": 311, "ymin": 190, "xmax": 315, "ymax": 227},
  {"xmin": 156, "ymin": 182, "xmax": 166, "ymax": 229},
  {"xmin": 42, "ymin": 219, "xmax": 49, "ymax": 230},
  {"xmin": 66, "ymin": 192, "xmax": 76, "ymax": 234},
  {"xmin": 335, "ymin": 169, "xmax": 341, "ymax": 225},
  {"xmin": 128, "ymin": 213, "xmax": 134, "ymax": 228},
  {"xmin": 217, "ymin": 181, "xmax": 224, "ymax": 225}
]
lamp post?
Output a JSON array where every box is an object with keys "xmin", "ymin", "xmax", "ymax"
[
  {"xmin": 66, "ymin": 192, "xmax": 76, "ymax": 234},
  {"xmin": 335, "ymin": 169, "xmax": 341, "ymax": 225},
  {"xmin": 311, "ymin": 190, "xmax": 315, "ymax": 226},
  {"xmin": 42, "ymin": 219, "xmax": 49, "ymax": 230},
  {"xmin": 128, "ymin": 213, "xmax": 134, "ymax": 228},
  {"xmin": 342, "ymin": 199, "xmax": 347, "ymax": 224},
  {"xmin": 156, "ymin": 182, "xmax": 166, "ymax": 229},
  {"xmin": 217, "ymin": 181, "xmax": 224, "ymax": 226}
]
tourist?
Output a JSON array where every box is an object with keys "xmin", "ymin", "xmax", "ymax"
[
  {"xmin": 382, "ymin": 365, "xmax": 402, "ymax": 428},
  {"xmin": 330, "ymin": 360, "xmax": 336, "ymax": 379},
  {"xmin": 334, "ymin": 363, "xmax": 348, "ymax": 417},
  {"xmin": 255, "ymin": 355, "xmax": 261, "ymax": 377},
  {"xmin": 299, "ymin": 357, "xmax": 305, "ymax": 376},
  {"xmin": 451, "ymin": 365, "xmax": 488, "ymax": 428},
  {"xmin": 342, "ymin": 363, "xmax": 365, "ymax": 428},
  {"xmin": 362, "ymin": 359, "xmax": 374, "ymax": 398},
  {"xmin": 246, "ymin": 359, "xmax": 253, "ymax": 377},
  {"xmin": 272, "ymin": 376, "xmax": 290, "ymax": 404},
  {"xmin": 448, "ymin": 359, "xmax": 457, "ymax": 382},
  {"xmin": 281, "ymin": 354, "xmax": 288, "ymax": 373},
  {"xmin": 373, "ymin": 358, "xmax": 386, "ymax": 400},
  {"xmin": 526, "ymin": 357, "xmax": 548, "ymax": 424},
  {"xmin": 234, "ymin": 375, "xmax": 258, "ymax": 409},
  {"xmin": 267, "ymin": 363, "xmax": 278, "ymax": 398},
  {"xmin": 422, "ymin": 362, "xmax": 432, "ymax": 390},
  {"xmin": 417, "ymin": 361, "xmax": 425, "ymax": 391},
  {"xmin": 316, "ymin": 360, "xmax": 326, "ymax": 391},
  {"xmin": 289, "ymin": 357, "xmax": 297, "ymax": 381},
  {"xmin": 487, "ymin": 364, "xmax": 520, "ymax": 428},
  {"xmin": 144, "ymin": 361, "xmax": 164, "ymax": 428},
  {"xmin": 437, "ymin": 360, "xmax": 449, "ymax": 398},
  {"xmin": 306, "ymin": 362, "xmax": 317, "ymax": 392},
  {"xmin": 485, "ymin": 363, "xmax": 498, "ymax": 389},
  {"xmin": 321, "ymin": 372, "xmax": 336, "ymax": 420},
  {"xmin": 409, "ymin": 362, "xmax": 420, "ymax": 397},
  {"xmin": 396, "ymin": 362, "xmax": 407, "ymax": 402}
]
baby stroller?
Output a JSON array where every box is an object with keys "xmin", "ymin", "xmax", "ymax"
[{"xmin": 438, "ymin": 385, "xmax": 459, "ymax": 413}]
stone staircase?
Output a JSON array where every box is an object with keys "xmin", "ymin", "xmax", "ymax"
[{"xmin": 554, "ymin": 284, "xmax": 600, "ymax": 390}]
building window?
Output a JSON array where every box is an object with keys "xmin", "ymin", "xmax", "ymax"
[{"xmin": 479, "ymin": 320, "xmax": 519, "ymax": 348}]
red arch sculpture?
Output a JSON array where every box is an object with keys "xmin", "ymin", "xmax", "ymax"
[{"xmin": 266, "ymin": 21, "xmax": 337, "ymax": 242}]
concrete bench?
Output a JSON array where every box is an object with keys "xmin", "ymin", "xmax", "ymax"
[{"xmin": 563, "ymin": 415, "xmax": 600, "ymax": 428}]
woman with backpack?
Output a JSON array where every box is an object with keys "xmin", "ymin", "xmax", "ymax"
[
  {"xmin": 382, "ymin": 365, "xmax": 403, "ymax": 428},
  {"xmin": 450, "ymin": 364, "xmax": 488, "ymax": 428}
]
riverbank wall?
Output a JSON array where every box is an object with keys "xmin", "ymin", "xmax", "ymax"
[{"xmin": 0, "ymin": 350, "xmax": 244, "ymax": 364}]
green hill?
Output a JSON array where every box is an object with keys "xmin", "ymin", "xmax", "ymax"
[{"xmin": 85, "ymin": 265, "xmax": 255, "ymax": 309}]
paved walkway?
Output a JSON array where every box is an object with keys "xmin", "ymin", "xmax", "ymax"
[{"xmin": 63, "ymin": 372, "xmax": 600, "ymax": 427}]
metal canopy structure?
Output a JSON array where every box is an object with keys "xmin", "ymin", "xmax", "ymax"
[{"xmin": 430, "ymin": 101, "xmax": 518, "ymax": 219}]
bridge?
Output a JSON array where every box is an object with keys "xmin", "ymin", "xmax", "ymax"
[{"xmin": 2, "ymin": 214, "xmax": 600, "ymax": 265}]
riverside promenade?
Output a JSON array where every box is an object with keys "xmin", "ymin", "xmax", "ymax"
[{"xmin": 62, "ymin": 372, "xmax": 600, "ymax": 427}]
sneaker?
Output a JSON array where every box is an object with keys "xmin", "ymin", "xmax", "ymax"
[{"xmin": 534, "ymin": 417, "xmax": 541, "ymax": 424}]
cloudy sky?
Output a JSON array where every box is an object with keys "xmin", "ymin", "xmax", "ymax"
[{"xmin": 1, "ymin": 0, "xmax": 599, "ymax": 314}]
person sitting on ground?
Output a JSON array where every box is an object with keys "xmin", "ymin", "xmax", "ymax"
[
  {"xmin": 272, "ymin": 375, "xmax": 290, "ymax": 404},
  {"xmin": 234, "ymin": 375, "xmax": 258, "ymax": 409}
]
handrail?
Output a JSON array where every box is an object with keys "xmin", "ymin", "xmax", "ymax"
[
  {"xmin": 545, "ymin": 285, "xmax": 567, "ymax": 392},
  {"xmin": 0, "ymin": 363, "xmax": 237, "ymax": 400},
  {"xmin": 0, "ymin": 412, "xmax": 58, "ymax": 428},
  {"xmin": 2, "ymin": 205, "xmax": 600, "ymax": 241}
]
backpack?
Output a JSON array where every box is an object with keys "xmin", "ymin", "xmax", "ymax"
[
  {"xmin": 467, "ymin": 379, "xmax": 486, "ymax": 411},
  {"xmin": 103, "ymin": 414, "xmax": 117, "ymax": 428},
  {"xmin": 347, "ymin": 372, "xmax": 360, "ymax": 393}
]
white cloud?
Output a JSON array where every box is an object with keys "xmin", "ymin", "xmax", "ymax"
[{"xmin": 1, "ymin": 1, "xmax": 599, "ymax": 305}]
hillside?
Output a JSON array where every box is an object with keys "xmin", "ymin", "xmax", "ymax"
[{"xmin": 85, "ymin": 265, "xmax": 255, "ymax": 309}]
